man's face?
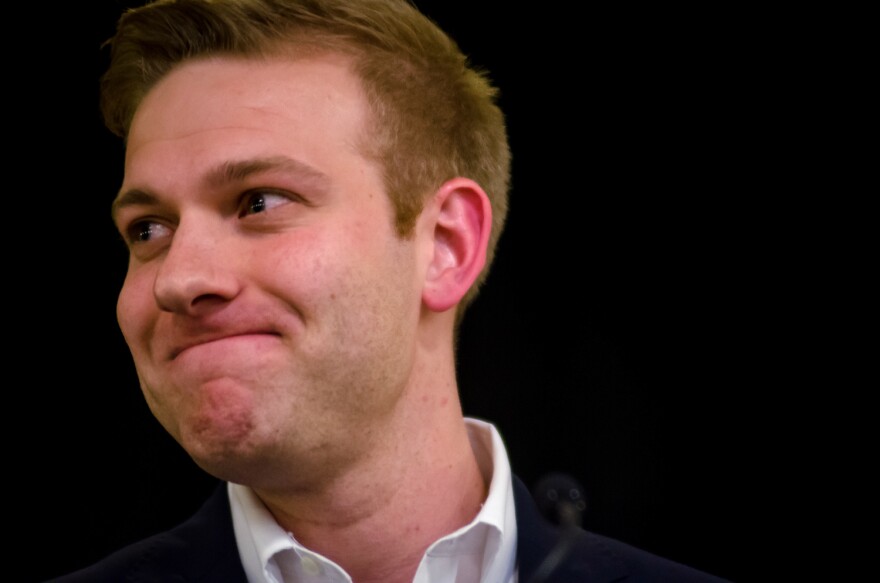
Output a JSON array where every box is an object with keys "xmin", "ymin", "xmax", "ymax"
[{"xmin": 114, "ymin": 54, "xmax": 425, "ymax": 488}]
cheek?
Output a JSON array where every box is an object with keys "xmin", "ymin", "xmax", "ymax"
[
  {"xmin": 260, "ymin": 225, "xmax": 418, "ymax": 342},
  {"xmin": 256, "ymin": 230, "xmax": 343, "ymax": 301},
  {"xmin": 116, "ymin": 269, "xmax": 157, "ymax": 349}
]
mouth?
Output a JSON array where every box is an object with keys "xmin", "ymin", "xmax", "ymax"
[{"xmin": 169, "ymin": 332, "xmax": 282, "ymax": 361}]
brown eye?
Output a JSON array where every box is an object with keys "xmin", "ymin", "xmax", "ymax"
[
  {"xmin": 241, "ymin": 190, "xmax": 293, "ymax": 217},
  {"xmin": 247, "ymin": 194, "xmax": 267, "ymax": 214},
  {"xmin": 127, "ymin": 221, "xmax": 169, "ymax": 243}
]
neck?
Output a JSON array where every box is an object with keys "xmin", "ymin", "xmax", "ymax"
[{"xmin": 253, "ymin": 333, "xmax": 487, "ymax": 582}]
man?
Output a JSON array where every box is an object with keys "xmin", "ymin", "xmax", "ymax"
[{"xmin": 52, "ymin": 1, "xmax": 728, "ymax": 581}]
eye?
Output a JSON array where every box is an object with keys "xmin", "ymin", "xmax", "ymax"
[
  {"xmin": 240, "ymin": 190, "xmax": 293, "ymax": 217},
  {"xmin": 125, "ymin": 220, "xmax": 172, "ymax": 245}
]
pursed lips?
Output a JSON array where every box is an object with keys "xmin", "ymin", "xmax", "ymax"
[{"xmin": 168, "ymin": 331, "xmax": 282, "ymax": 361}]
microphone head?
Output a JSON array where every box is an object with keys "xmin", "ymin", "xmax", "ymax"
[{"xmin": 533, "ymin": 472, "xmax": 587, "ymax": 528}]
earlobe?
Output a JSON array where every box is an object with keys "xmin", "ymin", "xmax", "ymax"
[{"xmin": 422, "ymin": 178, "xmax": 492, "ymax": 313}]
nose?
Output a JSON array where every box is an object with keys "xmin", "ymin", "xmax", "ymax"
[{"xmin": 153, "ymin": 218, "xmax": 241, "ymax": 315}]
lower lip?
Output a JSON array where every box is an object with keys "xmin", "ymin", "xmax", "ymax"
[{"xmin": 173, "ymin": 334, "xmax": 282, "ymax": 361}]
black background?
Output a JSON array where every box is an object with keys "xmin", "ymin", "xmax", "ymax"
[{"xmin": 16, "ymin": 2, "xmax": 802, "ymax": 582}]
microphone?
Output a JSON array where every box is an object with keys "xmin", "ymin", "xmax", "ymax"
[{"xmin": 528, "ymin": 472, "xmax": 587, "ymax": 583}]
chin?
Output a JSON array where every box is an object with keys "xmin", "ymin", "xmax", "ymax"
[
  {"xmin": 177, "ymin": 406, "xmax": 262, "ymax": 466},
  {"xmin": 172, "ymin": 376, "xmax": 263, "ymax": 454},
  {"xmin": 183, "ymin": 431, "xmax": 269, "ymax": 482}
]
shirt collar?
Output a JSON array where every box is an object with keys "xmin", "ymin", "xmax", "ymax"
[{"xmin": 229, "ymin": 418, "xmax": 517, "ymax": 582}]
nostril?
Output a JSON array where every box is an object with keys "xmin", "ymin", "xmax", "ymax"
[{"xmin": 190, "ymin": 293, "xmax": 234, "ymax": 310}]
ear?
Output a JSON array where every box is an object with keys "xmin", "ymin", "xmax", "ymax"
[{"xmin": 421, "ymin": 177, "xmax": 492, "ymax": 313}]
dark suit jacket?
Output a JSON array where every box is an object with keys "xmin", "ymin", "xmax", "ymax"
[{"xmin": 48, "ymin": 477, "xmax": 728, "ymax": 582}]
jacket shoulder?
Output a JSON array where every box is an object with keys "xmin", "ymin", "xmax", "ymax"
[
  {"xmin": 574, "ymin": 529, "xmax": 731, "ymax": 582},
  {"xmin": 512, "ymin": 474, "xmax": 730, "ymax": 582},
  {"xmin": 46, "ymin": 482, "xmax": 246, "ymax": 583}
]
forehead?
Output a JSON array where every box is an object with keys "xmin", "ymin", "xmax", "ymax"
[
  {"xmin": 119, "ymin": 52, "xmax": 385, "ymax": 213},
  {"xmin": 126, "ymin": 52, "xmax": 370, "ymax": 167}
]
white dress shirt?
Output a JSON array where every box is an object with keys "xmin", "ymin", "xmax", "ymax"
[{"xmin": 229, "ymin": 418, "xmax": 518, "ymax": 583}]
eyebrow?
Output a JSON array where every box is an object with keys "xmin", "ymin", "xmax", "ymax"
[
  {"xmin": 206, "ymin": 156, "xmax": 330, "ymax": 190},
  {"xmin": 111, "ymin": 156, "xmax": 330, "ymax": 219},
  {"xmin": 111, "ymin": 188, "xmax": 159, "ymax": 221}
]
